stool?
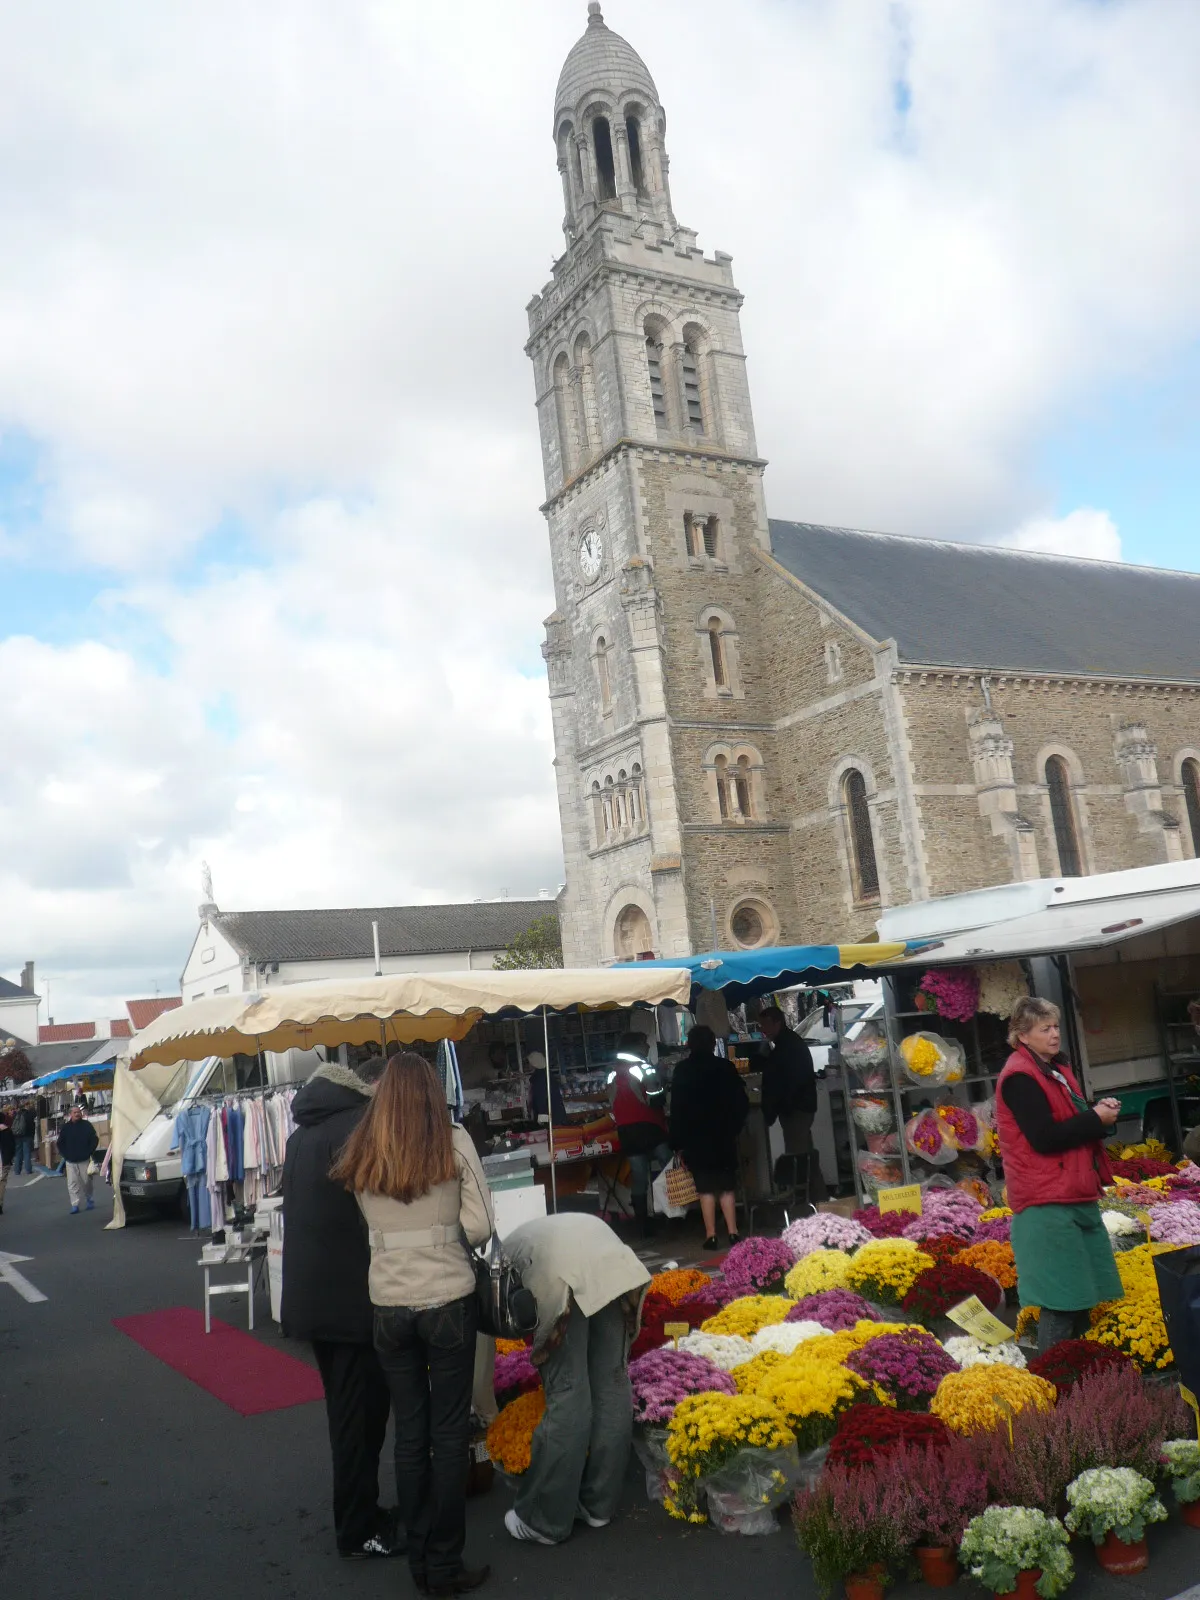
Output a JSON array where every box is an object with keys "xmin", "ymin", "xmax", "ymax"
[{"xmin": 199, "ymin": 1247, "xmax": 267, "ymax": 1333}]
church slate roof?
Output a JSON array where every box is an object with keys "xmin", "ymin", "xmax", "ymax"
[
  {"xmin": 768, "ymin": 520, "xmax": 1200, "ymax": 683},
  {"xmin": 212, "ymin": 901, "xmax": 558, "ymax": 964}
]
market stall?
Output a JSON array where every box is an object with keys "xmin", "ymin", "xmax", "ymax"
[
  {"xmin": 874, "ymin": 859, "xmax": 1200, "ymax": 1173},
  {"xmin": 113, "ymin": 965, "xmax": 694, "ymax": 1231},
  {"xmin": 618, "ymin": 944, "xmax": 918, "ymax": 1205}
]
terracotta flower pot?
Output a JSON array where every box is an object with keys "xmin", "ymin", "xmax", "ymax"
[
  {"xmin": 1182, "ymin": 1499, "xmax": 1200, "ymax": 1529},
  {"xmin": 915, "ymin": 1544, "xmax": 958, "ymax": 1586},
  {"xmin": 1095, "ymin": 1531, "xmax": 1148, "ymax": 1575},
  {"xmin": 999, "ymin": 1569, "xmax": 1041, "ymax": 1600},
  {"xmin": 844, "ymin": 1565, "xmax": 885, "ymax": 1600}
]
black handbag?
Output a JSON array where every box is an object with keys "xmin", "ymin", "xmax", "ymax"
[{"xmin": 462, "ymin": 1228, "xmax": 537, "ymax": 1340}]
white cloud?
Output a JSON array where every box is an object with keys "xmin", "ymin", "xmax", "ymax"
[
  {"xmin": 1, "ymin": 0, "xmax": 1199, "ymax": 1017},
  {"xmin": 1004, "ymin": 507, "xmax": 1122, "ymax": 562}
]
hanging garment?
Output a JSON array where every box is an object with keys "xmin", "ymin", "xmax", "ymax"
[
  {"xmin": 226, "ymin": 1103, "xmax": 245, "ymax": 1182},
  {"xmin": 185, "ymin": 1173, "xmax": 212, "ymax": 1230},
  {"xmin": 173, "ymin": 1103, "xmax": 211, "ymax": 1178}
]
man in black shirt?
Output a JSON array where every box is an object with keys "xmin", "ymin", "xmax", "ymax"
[{"xmin": 758, "ymin": 1007, "xmax": 827, "ymax": 1200}]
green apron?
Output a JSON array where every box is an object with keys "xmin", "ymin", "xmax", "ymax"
[
  {"xmin": 1011, "ymin": 1068, "xmax": 1123, "ymax": 1312},
  {"xmin": 1011, "ymin": 1202, "xmax": 1123, "ymax": 1312}
]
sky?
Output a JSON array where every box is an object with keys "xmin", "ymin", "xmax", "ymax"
[{"xmin": 2, "ymin": 0, "xmax": 1199, "ymax": 1025}]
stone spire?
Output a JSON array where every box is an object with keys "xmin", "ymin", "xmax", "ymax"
[{"xmin": 552, "ymin": 5, "xmax": 674, "ymax": 242}]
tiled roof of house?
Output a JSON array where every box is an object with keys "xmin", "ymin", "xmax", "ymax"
[
  {"xmin": 768, "ymin": 520, "xmax": 1200, "ymax": 681},
  {"xmin": 110, "ymin": 1019, "xmax": 134, "ymax": 1038},
  {"xmin": 212, "ymin": 900, "xmax": 558, "ymax": 964},
  {"xmin": 126, "ymin": 997, "xmax": 183, "ymax": 1031},
  {"xmin": 38, "ymin": 1021, "xmax": 97, "ymax": 1044}
]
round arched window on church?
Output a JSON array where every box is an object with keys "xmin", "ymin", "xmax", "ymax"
[
  {"xmin": 614, "ymin": 903, "xmax": 654, "ymax": 961},
  {"xmin": 729, "ymin": 899, "xmax": 773, "ymax": 949}
]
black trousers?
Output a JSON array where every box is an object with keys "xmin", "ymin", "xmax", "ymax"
[
  {"xmin": 311, "ymin": 1339, "xmax": 393, "ymax": 1553},
  {"xmin": 374, "ymin": 1294, "xmax": 478, "ymax": 1588}
]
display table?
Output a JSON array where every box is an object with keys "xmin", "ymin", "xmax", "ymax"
[{"xmin": 199, "ymin": 1242, "xmax": 268, "ymax": 1334}]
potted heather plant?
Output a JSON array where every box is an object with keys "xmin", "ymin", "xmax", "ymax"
[
  {"xmin": 877, "ymin": 1442, "xmax": 988, "ymax": 1586},
  {"xmin": 957, "ymin": 1507, "xmax": 1073, "ymax": 1600},
  {"xmin": 1160, "ymin": 1439, "xmax": 1200, "ymax": 1526},
  {"xmin": 793, "ymin": 1459, "xmax": 914, "ymax": 1600},
  {"xmin": 1063, "ymin": 1467, "xmax": 1167, "ymax": 1574}
]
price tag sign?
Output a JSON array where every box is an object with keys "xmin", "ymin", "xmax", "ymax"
[
  {"xmin": 993, "ymin": 1394, "xmax": 1016, "ymax": 1448},
  {"xmin": 878, "ymin": 1183, "xmax": 923, "ymax": 1217},
  {"xmin": 945, "ymin": 1295, "xmax": 1014, "ymax": 1347},
  {"xmin": 1132, "ymin": 1206, "xmax": 1154, "ymax": 1243},
  {"xmin": 1180, "ymin": 1383, "xmax": 1200, "ymax": 1444},
  {"xmin": 663, "ymin": 1322, "xmax": 689, "ymax": 1341}
]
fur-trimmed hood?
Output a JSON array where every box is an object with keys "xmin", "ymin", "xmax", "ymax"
[{"xmin": 291, "ymin": 1060, "xmax": 374, "ymax": 1127}]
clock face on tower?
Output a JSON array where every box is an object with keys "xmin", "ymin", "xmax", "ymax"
[{"xmin": 577, "ymin": 526, "xmax": 604, "ymax": 584}]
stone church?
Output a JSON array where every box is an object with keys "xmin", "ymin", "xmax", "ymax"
[{"xmin": 529, "ymin": 5, "xmax": 1200, "ymax": 966}]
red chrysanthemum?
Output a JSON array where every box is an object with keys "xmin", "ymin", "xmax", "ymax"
[
  {"xmin": 826, "ymin": 1403, "xmax": 951, "ymax": 1469},
  {"xmin": 900, "ymin": 1262, "xmax": 1004, "ymax": 1323},
  {"xmin": 1027, "ymin": 1338, "xmax": 1132, "ymax": 1395}
]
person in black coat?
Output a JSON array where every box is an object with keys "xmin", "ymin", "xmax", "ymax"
[
  {"xmin": 282, "ymin": 1056, "xmax": 401, "ymax": 1560},
  {"xmin": 0, "ymin": 1112, "xmax": 13, "ymax": 1213},
  {"xmin": 668, "ymin": 1025, "xmax": 749, "ymax": 1250},
  {"xmin": 57, "ymin": 1106, "xmax": 99, "ymax": 1213},
  {"xmin": 758, "ymin": 1006, "xmax": 827, "ymax": 1200}
]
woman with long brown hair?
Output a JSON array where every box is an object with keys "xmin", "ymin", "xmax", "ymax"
[{"xmin": 332, "ymin": 1049, "xmax": 493, "ymax": 1597}]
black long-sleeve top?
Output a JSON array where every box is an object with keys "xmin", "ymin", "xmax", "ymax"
[{"xmin": 1000, "ymin": 1071, "xmax": 1104, "ymax": 1156}]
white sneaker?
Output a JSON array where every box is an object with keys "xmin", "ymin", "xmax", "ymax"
[
  {"xmin": 504, "ymin": 1509, "xmax": 556, "ymax": 1545},
  {"xmin": 575, "ymin": 1506, "xmax": 610, "ymax": 1529}
]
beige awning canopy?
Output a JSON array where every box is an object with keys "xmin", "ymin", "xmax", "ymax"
[{"xmin": 122, "ymin": 966, "xmax": 694, "ymax": 1071}]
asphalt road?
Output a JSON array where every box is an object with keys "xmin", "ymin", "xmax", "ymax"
[{"xmin": 1, "ymin": 1174, "xmax": 1198, "ymax": 1600}]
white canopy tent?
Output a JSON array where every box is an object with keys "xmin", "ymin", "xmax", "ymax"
[{"xmin": 108, "ymin": 965, "xmax": 693, "ymax": 1228}]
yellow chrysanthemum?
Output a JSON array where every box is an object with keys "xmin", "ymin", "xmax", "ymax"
[
  {"xmin": 663, "ymin": 1391, "xmax": 795, "ymax": 1522},
  {"xmin": 784, "ymin": 1248, "xmax": 853, "ymax": 1297},
  {"xmin": 843, "ymin": 1240, "xmax": 935, "ymax": 1304},
  {"xmin": 930, "ymin": 1365, "xmax": 1055, "ymax": 1434},
  {"xmin": 701, "ymin": 1294, "xmax": 795, "ymax": 1337}
]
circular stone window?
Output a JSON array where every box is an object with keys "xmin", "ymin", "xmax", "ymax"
[{"xmin": 730, "ymin": 900, "xmax": 771, "ymax": 949}]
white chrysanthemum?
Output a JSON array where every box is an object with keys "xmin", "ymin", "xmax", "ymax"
[
  {"xmin": 673, "ymin": 1331, "xmax": 754, "ymax": 1371},
  {"xmin": 943, "ymin": 1335, "xmax": 1027, "ymax": 1369},
  {"xmin": 749, "ymin": 1321, "xmax": 832, "ymax": 1356}
]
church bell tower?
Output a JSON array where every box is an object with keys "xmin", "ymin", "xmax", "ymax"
[{"xmin": 529, "ymin": 4, "xmax": 769, "ymax": 966}]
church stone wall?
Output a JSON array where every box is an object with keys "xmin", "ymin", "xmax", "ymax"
[{"xmin": 899, "ymin": 675, "xmax": 1200, "ymax": 895}]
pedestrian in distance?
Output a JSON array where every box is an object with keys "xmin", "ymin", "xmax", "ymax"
[
  {"xmin": 995, "ymin": 995, "xmax": 1123, "ymax": 1357},
  {"xmin": 281, "ymin": 1049, "xmax": 403, "ymax": 1561},
  {"xmin": 502, "ymin": 1211, "xmax": 649, "ymax": 1547},
  {"xmin": 667, "ymin": 1024, "xmax": 749, "ymax": 1249},
  {"xmin": 0, "ymin": 1111, "xmax": 13, "ymax": 1213},
  {"xmin": 10, "ymin": 1100, "xmax": 36, "ymax": 1177},
  {"xmin": 332, "ymin": 1051, "xmax": 494, "ymax": 1598},
  {"xmin": 757, "ymin": 1004, "xmax": 827, "ymax": 1201},
  {"xmin": 57, "ymin": 1105, "xmax": 99, "ymax": 1213}
]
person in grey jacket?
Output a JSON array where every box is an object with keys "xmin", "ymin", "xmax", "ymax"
[{"xmin": 501, "ymin": 1212, "xmax": 650, "ymax": 1546}]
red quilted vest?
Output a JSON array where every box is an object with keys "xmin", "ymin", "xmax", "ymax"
[{"xmin": 995, "ymin": 1046, "xmax": 1113, "ymax": 1214}]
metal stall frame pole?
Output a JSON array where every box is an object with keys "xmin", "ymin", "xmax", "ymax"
[{"xmin": 542, "ymin": 1005, "xmax": 557, "ymax": 1215}]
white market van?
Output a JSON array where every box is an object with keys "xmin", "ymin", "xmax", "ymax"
[{"xmin": 120, "ymin": 1048, "xmax": 323, "ymax": 1216}]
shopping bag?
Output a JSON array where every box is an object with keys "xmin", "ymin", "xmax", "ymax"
[
  {"xmin": 651, "ymin": 1164, "xmax": 686, "ymax": 1219},
  {"xmin": 663, "ymin": 1155, "xmax": 698, "ymax": 1209}
]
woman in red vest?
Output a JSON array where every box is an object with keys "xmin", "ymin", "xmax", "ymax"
[
  {"xmin": 995, "ymin": 995, "xmax": 1123, "ymax": 1356},
  {"xmin": 610, "ymin": 1033, "xmax": 671, "ymax": 1236}
]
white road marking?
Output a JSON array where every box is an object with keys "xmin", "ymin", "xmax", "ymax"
[
  {"xmin": 0, "ymin": 1250, "xmax": 48, "ymax": 1304},
  {"xmin": 23, "ymin": 1174, "xmax": 46, "ymax": 1187}
]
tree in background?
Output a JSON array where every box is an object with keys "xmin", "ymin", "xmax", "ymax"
[
  {"xmin": 0, "ymin": 1042, "xmax": 32, "ymax": 1085},
  {"xmin": 493, "ymin": 913, "xmax": 563, "ymax": 971}
]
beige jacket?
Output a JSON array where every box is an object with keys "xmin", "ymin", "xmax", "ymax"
[
  {"xmin": 357, "ymin": 1125, "xmax": 494, "ymax": 1311},
  {"xmin": 504, "ymin": 1212, "xmax": 650, "ymax": 1355}
]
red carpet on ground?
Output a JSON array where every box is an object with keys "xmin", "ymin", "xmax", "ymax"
[{"xmin": 114, "ymin": 1307, "xmax": 325, "ymax": 1416}]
